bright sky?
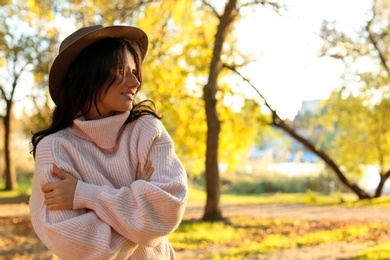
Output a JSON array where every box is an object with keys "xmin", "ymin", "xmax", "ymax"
[{"xmin": 235, "ymin": 0, "xmax": 372, "ymax": 119}]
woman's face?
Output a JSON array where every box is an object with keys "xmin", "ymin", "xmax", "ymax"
[{"xmin": 84, "ymin": 48, "xmax": 140, "ymax": 120}]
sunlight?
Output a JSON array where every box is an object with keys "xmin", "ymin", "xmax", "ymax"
[{"xmin": 234, "ymin": 0, "xmax": 372, "ymax": 119}]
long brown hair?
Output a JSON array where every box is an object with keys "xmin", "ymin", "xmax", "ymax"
[{"xmin": 31, "ymin": 38, "xmax": 161, "ymax": 157}]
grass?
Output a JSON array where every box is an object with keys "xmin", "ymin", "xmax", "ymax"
[
  {"xmin": 2, "ymin": 181, "xmax": 390, "ymax": 258},
  {"xmin": 0, "ymin": 189, "xmax": 23, "ymax": 198},
  {"xmin": 0, "ymin": 174, "xmax": 33, "ymax": 197},
  {"xmin": 188, "ymin": 186, "xmax": 390, "ymax": 208},
  {"xmin": 4, "ymin": 180, "xmax": 390, "ymax": 207},
  {"xmin": 169, "ymin": 217, "xmax": 390, "ymax": 259},
  {"xmin": 171, "ymin": 221, "xmax": 240, "ymax": 251},
  {"xmin": 173, "ymin": 187, "xmax": 390, "ymax": 259},
  {"xmin": 355, "ymin": 241, "xmax": 390, "ymax": 259}
]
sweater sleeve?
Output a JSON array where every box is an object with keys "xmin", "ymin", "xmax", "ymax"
[
  {"xmin": 73, "ymin": 117, "xmax": 189, "ymax": 247},
  {"xmin": 29, "ymin": 138, "xmax": 137, "ymax": 260}
]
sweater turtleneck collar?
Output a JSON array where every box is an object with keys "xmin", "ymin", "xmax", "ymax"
[{"xmin": 70, "ymin": 111, "xmax": 130, "ymax": 149}]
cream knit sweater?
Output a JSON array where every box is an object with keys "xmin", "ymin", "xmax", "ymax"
[{"xmin": 29, "ymin": 111, "xmax": 188, "ymax": 260}]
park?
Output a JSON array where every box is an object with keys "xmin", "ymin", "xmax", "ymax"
[{"xmin": 1, "ymin": 0, "xmax": 390, "ymax": 259}]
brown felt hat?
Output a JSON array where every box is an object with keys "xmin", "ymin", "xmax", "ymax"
[{"xmin": 49, "ymin": 25, "xmax": 148, "ymax": 105}]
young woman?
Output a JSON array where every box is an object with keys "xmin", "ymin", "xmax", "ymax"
[{"xmin": 29, "ymin": 25, "xmax": 188, "ymax": 259}]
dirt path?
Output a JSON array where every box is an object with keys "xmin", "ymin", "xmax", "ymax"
[
  {"xmin": 184, "ymin": 202, "xmax": 390, "ymax": 222},
  {"xmin": 182, "ymin": 203, "xmax": 390, "ymax": 259},
  {"xmin": 2, "ymin": 202, "xmax": 390, "ymax": 222},
  {"xmin": 1, "ymin": 200, "xmax": 389, "ymax": 259}
]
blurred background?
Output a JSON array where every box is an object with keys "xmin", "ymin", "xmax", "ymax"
[{"xmin": 1, "ymin": 0, "xmax": 390, "ymax": 259}]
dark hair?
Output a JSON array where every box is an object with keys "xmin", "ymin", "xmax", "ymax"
[{"xmin": 31, "ymin": 38, "xmax": 161, "ymax": 157}]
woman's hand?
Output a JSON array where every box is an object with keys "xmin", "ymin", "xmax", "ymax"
[
  {"xmin": 42, "ymin": 164, "xmax": 78, "ymax": 210},
  {"xmin": 136, "ymin": 160, "xmax": 154, "ymax": 182}
]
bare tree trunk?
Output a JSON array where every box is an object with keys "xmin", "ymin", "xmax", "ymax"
[
  {"xmin": 202, "ymin": 0, "xmax": 237, "ymax": 221},
  {"xmin": 375, "ymin": 170, "xmax": 390, "ymax": 198},
  {"xmin": 4, "ymin": 100, "xmax": 17, "ymax": 191}
]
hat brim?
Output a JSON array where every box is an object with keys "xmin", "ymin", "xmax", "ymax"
[{"xmin": 49, "ymin": 25, "xmax": 148, "ymax": 105}]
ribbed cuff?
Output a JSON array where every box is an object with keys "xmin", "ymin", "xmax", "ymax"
[{"xmin": 73, "ymin": 181, "xmax": 100, "ymax": 210}]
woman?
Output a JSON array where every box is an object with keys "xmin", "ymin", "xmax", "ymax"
[{"xmin": 29, "ymin": 25, "xmax": 188, "ymax": 259}]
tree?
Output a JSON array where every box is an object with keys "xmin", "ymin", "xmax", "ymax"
[
  {"xmin": 318, "ymin": 89, "xmax": 390, "ymax": 197},
  {"xmin": 317, "ymin": 0, "xmax": 390, "ymax": 197},
  {"xmin": 0, "ymin": 0, "xmax": 57, "ymax": 190},
  {"xmin": 201, "ymin": 0, "xmax": 238, "ymax": 221},
  {"xmin": 78, "ymin": 0, "xmax": 261, "ymax": 177},
  {"xmin": 25, "ymin": 0, "xmax": 267, "ymax": 217},
  {"xmin": 201, "ymin": 0, "xmax": 281, "ymax": 221},
  {"xmin": 219, "ymin": 0, "xmax": 390, "ymax": 200},
  {"xmin": 136, "ymin": 1, "xmax": 263, "ymax": 186},
  {"xmin": 226, "ymin": 67, "xmax": 371, "ymax": 199}
]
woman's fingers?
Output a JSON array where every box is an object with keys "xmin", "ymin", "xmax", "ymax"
[
  {"xmin": 42, "ymin": 164, "xmax": 73, "ymax": 193},
  {"xmin": 42, "ymin": 183, "xmax": 52, "ymax": 193},
  {"xmin": 53, "ymin": 164, "xmax": 77, "ymax": 181},
  {"xmin": 144, "ymin": 160, "xmax": 153, "ymax": 181},
  {"xmin": 136, "ymin": 160, "xmax": 154, "ymax": 181},
  {"xmin": 145, "ymin": 165, "xmax": 154, "ymax": 182},
  {"xmin": 136, "ymin": 163, "xmax": 141, "ymax": 180},
  {"xmin": 145, "ymin": 160, "xmax": 151, "ymax": 169},
  {"xmin": 44, "ymin": 191, "xmax": 54, "ymax": 199},
  {"xmin": 42, "ymin": 164, "xmax": 77, "ymax": 210},
  {"xmin": 52, "ymin": 164, "xmax": 67, "ymax": 179}
]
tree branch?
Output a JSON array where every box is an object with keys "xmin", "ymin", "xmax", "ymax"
[
  {"xmin": 223, "ymin": 63, "xmax": 276, "ymax": 115},
  {"xmin": 366, "ymin": 5, "xmax": 390, "ymax": 74},
  {"xmin": 384, "ymin": 169, "xmax": 390, "ymax": 181},
  {"xmin": 0, "ymin": 84, "xmax": 6, "ymax": 120},
  {"xmin": 0, "ymin": 84, "xmax": 8, "ymax": 101},
  {"xmin": 10, "ymin": 63, "xmax": 23, "ymax": 102},
  {"xmin": 224, "ymin": 64, "xmax": 371, "ymax": 199},
  {"xmin": 238, "ymin": 0, "xmax": 280, "ymax": 12},
  {"xmin": 201, "ymin": 0, "xmax": 221, "ymax": 19}
]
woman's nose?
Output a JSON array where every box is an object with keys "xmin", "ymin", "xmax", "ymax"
[{"xmin": 127, "ymin": 73, "xmax": 140, "ymax": 89}]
